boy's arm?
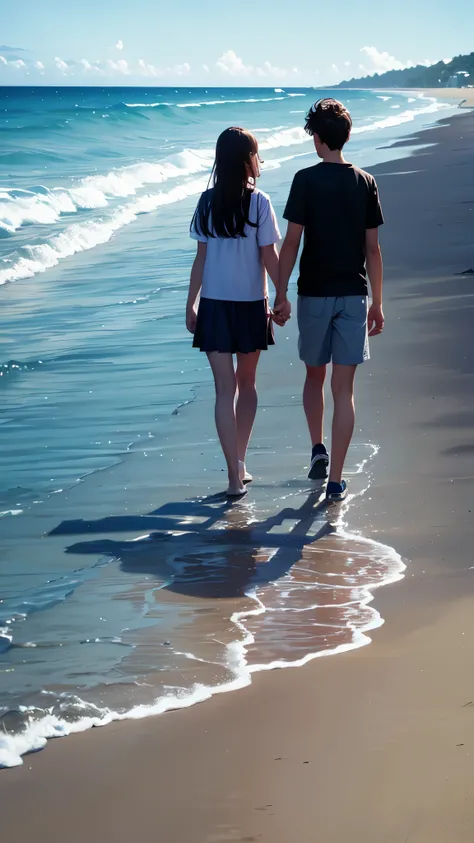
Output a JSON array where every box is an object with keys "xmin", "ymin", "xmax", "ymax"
[
  {"xmin": 365, "ymin": 228, "xmax": 384, "ymax": 336},
  {"xmin": 273, "ymin": 222, "xmax": 303, "ymax": 321},
  {"xmin": 186, "ymin": 241, "xmax": 207, "ymax": 334}
]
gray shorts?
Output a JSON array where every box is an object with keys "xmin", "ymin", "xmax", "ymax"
[{"xmin": 297, "ymin": 295, "xmax": 369, "ymax": 367}]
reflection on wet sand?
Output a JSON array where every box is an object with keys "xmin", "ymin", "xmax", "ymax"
[{"xmin": 53, "ymin": 477, "xmax": 405, "ymax": 672}]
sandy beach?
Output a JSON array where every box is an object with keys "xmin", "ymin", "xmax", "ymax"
[
  {"xmin": 2, "ymin": 108, "xmax": 474, "ymax": 841},
  {"xmin": 421, "ymin": 87, "xmax": 474, "ymax": 106}
]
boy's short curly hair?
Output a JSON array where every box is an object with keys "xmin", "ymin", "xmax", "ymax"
[{"xmin": 304, "ymin": 98, "xmax": 352, "ymax": 151}]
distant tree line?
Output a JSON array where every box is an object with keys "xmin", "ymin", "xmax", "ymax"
[{"xmin": 335, "ymin": 52, "xmax": 474, "ymax": 88}]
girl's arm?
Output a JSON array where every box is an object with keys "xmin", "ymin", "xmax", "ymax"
[
  {"xmin": 186, "ymin": 241, "xmax": 207, "ymax": 334},
  {"xmin": 260, "ymin": 243, "xmax": 279, "ymax": 292},
  {"xmin": 260, "ymin": 244, "xmax": 286, "ymax": 326}
]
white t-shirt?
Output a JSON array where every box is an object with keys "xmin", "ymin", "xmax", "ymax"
[{"xmin": 190, "ymin": 188, "xmax": 281, "ymax": 302}]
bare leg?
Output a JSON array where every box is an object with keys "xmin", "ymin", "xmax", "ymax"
[
  {"xmin": 303, "ymin": 365, "xmax": 327, "ymax": 446},
  {"xmin": 235, "ymin": 351, "xmax": 260, "ymax": 480},
  {"xmin": 329, "ymin": 364, "xmax": 357, "ymax": 484},
  {"xmin": 207, "ymin": 352, "xmax": 245, "ymax": 495}
]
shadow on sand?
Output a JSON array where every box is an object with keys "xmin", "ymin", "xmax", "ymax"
[{"xmin": 49, "ymin": 488, "xmax": 336, "ymax": 599}]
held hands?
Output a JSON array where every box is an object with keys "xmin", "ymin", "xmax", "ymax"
[
  {"xmin": 186, "ymin": 304, "xmax": 197, "ymax": 334},
  {"xmin": 272, "ymin": 294, "xmax": 291, "ymax": 326},
  {"xmin": 368, "ymin": 303, "xmax": 384, "ymax": 336}
]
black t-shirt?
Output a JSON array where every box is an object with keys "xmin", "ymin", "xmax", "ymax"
[{"xmin": 283, "ymin": 162, "xmax": 384, "ymax": 297}]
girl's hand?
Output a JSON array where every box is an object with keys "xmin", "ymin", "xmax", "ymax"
[
  {"xmin": 273, "ymin": 295, "xmax": 291, "ymax": 325},
  {"xmin": 186, "ymin": 305, "xmax": 197, "ymax": 334}
]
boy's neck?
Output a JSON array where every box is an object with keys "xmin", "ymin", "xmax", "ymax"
[{"xmin": 320, "ymin": 149, "xmax": 348, "ymax": 164}]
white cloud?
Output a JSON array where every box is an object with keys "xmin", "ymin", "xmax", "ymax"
[
  {"xmin": 202, "ymin": 63, "xmax": 210, "ymax": 73},
  {"xmin": 0, "ymin": 54, "xmax": 28, "ymax": 70},
  {"xmin": 137, "ymin": 58, "xmax": 189, "ymax": 78},
  {"xmin": 116, "ymin": 59, "xmax": 130, "ymax": 75},
  {"xmin": 216, "ymin": 50, "xmax": 291, "ymax": 79},
  {"xmin": 138, "ymin": 58, "xmax": 158, "ymax": 77},
  {"xmin": 331, "ymin": 63, "xmax": 340, "ymax": 73},
  {"xmin": 216, "ymin": 50, "xmax": 251, "ymax": 76},
  {"xmin": 80, "ymin": 58, "xmax": 103, "ymax": 74},
  {"xmin": 360, "ymin": 46, "xmax": 415, "ymax": 74},
  {"xmin": 174, "ymin": 62, "xmax": 190, "ymax": 75},
  {"xmin": 107, "ymin": 58, "xmax": 131, "ymax": 75},
  {"xmin": 35, "ymin": 60, "xmax": 45, "ymax": 71},
  {"xmin": 344, "ymin": 60, "xmax": 351, "ymax": 67},
  {"xmin": 116, "ymin": 40, "xmax": 124, "ymax": 51},
  {"xmin": 257, "ymin": 60, "xmax": 288, "ymax": 78},
  {"xmin": 293, "ymin": 67, "xmax": 300, "ymax": 74},
  {"xmin": 54, "ymin": 56, "xmax": 70, "ymax": 72}
]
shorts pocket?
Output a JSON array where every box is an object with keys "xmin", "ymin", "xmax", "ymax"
[
  {"xmin": 298, "ymin": 296, "xmax": 327, "ymax": 321},
  {"xmin": 343, "ymin": 296, "xmax": 368, "ymax": 320}
]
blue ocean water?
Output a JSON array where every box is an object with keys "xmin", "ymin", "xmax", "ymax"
[{"xmin": 0, "ymin": 86, "xmax": 450, "ymax": 766}]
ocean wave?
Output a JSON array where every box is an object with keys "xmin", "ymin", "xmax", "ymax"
[
  {"xmin": 352, "ymin": 99, "xmax": 451, "ymax": 135},
  {"xmin": 0, "ymin": 359, "xmax": 43, "ymax": 378},
  {"xmin": 0, "ymin": 149, "xmax": 214, "ymax": 235},
  {"xmin": 0, "ymin": 177, "xmax": 208, "ymax": 285},
  {"xmin": 0, "ymin": 98, "xmax": 452, "ymax": 285},
  {"xmin": 125, "ymin": 95, "xmax": 288, "ymax": 109},
  {"xmin": 259, "ymin": 99, "xmax": 452, "ymax": 151},
  {"xmin": 259, "ymin": 126, "xmax": 308, "ymax": 150}
]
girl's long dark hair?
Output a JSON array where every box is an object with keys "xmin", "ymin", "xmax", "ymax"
[{"xmin": 192, "ymin": 127, "xmax": 260, "ymax": 239}]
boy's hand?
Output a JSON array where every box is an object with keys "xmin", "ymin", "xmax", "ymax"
[
  {"xmin": 186, "ymin": 305, "xmax": 197, "ymax": 334},
  {"xmin": 368, "ymin": 303, "xmax": 384, "ymax": 336},
  {"xmin": 273, "ymin": 295, "xmax": 291, "ymax": 325}
]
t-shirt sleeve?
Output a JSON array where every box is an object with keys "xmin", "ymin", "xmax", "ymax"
[
  {"xmin": 366, "ymin": 178, "xmax": 384, "ymax": 229},
  {"xmin": 189, "ymin": 195, "xmax": 208, "ymax": 242},
  {"xmin": 283, "ymin": 171, "xmax": 307, "ymax": 225},
  {"xmin": 257, "ymin": 194, "xmax": 281, "ymax": 247}
]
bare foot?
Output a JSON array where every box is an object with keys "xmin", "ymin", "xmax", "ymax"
[
  {"xmin": 239, "ymin": 460, "xmax": 253, "ymax": 484},
  {"xmin": 226, "ymin": 480, "xmax": 247, "ymax": 497}
]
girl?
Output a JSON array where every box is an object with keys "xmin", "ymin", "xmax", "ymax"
[{"xmin": 186, "ymin": 127, "xmax": 282, "ymax": 497}]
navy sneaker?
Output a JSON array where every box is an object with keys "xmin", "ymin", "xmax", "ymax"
[
  {"xmin": 308, "ymin": 443, "xmax": 329, "ymax": 480},
  {"xmin": 326, "ymin": 480, "xmax": 347, "ymax": 502}
]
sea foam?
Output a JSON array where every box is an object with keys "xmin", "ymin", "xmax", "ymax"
[
  {"xmin": 0, "ymin": 149, "xmax": 214, "ymax": 235},
  {"xmin": 0, "ymin": 177, "xmax": 208, "ymax": 285}
]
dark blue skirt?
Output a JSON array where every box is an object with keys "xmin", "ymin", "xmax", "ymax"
[{"xmin": 193, "ymin": 297, "xmax": 275, "ymax": 354}]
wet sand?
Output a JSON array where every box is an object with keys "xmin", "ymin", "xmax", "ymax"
[{"xmin": 2, "ymin": 111, "xmax": 474, "ymax": 841}]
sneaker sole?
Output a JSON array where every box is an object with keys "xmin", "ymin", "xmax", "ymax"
[
  {"xmin": 326, "ymin": 490, "xmax": 347, "ymax": 502},
  {"xmin": 308, "ymin": 458, "xmax": 329, "ymax": 481}
]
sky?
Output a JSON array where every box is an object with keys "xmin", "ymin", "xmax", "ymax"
[{"xmin": 1, "ymin": 0, "xmax": 473, "ymax": 87}]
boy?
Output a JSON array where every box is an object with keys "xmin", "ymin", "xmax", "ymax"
[{"xmin": 274, "ymin": 98, "xmax": 384, "ymax": 501}]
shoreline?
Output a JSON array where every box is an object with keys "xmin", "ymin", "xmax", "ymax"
[
  {"xmin": 336, "ymin": 86, "xmax": 474, "ymax": 107},
  {"xmin": 2, "ymin": 108, "xmax": 474, "ymax": 840},
  {"xmin": 419, "ymin": 87, "xmax": 474, "ymax": 107}
]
